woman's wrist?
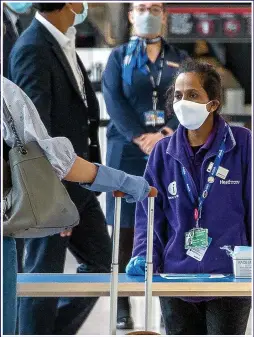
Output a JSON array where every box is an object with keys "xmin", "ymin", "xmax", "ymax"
[{"xmin": 159, "ymin": 128, "xmax": 168, "ymax": 136}]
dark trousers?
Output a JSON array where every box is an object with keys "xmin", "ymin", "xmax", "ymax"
[
  {"xmin": 15, "ymin": 238, "xmax": 24, "ymax": 334},
  {"xmin": 117, "ymin": 228, "xmax": 134, "ymax": 319},
  {"xmin": 160, "ymin": 297, "xmax": 251, "ymax": 335},
  {"xmin": 3, "ymin": 237, "xmax": 17, "ymax": 335},
  {"xmin": 17, "ymin": 191, "xmax": 112, "ymax": 335}
]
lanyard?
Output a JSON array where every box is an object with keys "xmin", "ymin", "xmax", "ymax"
[
  {"xmin": 73, "ymin": 51, "xmax": 88, "ymax": 108},
  {"xmin": 181, "ymin": 125, "xmax": 229, "ymax": 227},
  {"xmin": 76, "ymin": 64, "xmax": 88, "ymax": 108},
  {"xmin": 145, "ymin": 48, "xmax": 165, "ymax": 111}
]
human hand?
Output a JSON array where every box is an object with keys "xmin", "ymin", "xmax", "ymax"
[
  {"xmin": 162, "ymin": 127, "xmax": 174, "ymax": 136},
  {"xmin": 81, "ymin": 164, "xmax": 150, "ymax": 203},
  {"xmin": 60, "ymin": 229, "xmax": 72, "ymax": 237},
  {"xmin": 121, "ymin": 175, "xmax": 150, "ymax": 203},
  {"xmin": 139, "ymin": 133, "xmax": 164, "ymax": 155},
  {"xmin": 126, "ymin": 256, "xmax": 146, "ymax": 275},
  {"xmin": 133, "ymin": 134, "xmax": 146, "ymax": 146}
]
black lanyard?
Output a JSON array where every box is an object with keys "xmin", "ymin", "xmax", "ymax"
[{"xmin": 145, "ymin": 48, "xmax": 165, "ymax": 111}]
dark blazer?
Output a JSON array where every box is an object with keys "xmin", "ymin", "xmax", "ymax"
[
  {"xmin": 3, "ymin": 8, "xmax": 18, "ymax": 77},
  {"xmin": 9, "ymin": 18, "xmax": 101, "ymax": 208}
]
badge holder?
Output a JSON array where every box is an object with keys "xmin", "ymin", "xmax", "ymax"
[
  {"xmin": 185, "ymin": 228, "xmax": 208, "ymax": 250},
  {"xmin": 185, "ymin": 208, "xmax": 208, "ymax": 250},
  {"xmin": 144, "ymin": 91, "xmax": 165, "ymax": 127}
]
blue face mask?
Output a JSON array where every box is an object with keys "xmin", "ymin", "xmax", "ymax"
[
  {"xmin": 71, "ymin": 2, "xmax": 88, "ymax": 26},
  {"xmin": 6, "ymin": 2, "xmax": 32, "ymax": 14}
]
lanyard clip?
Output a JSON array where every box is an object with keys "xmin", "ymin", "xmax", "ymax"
[
  {"xmin": 194, "ymin": 208, "xmax": 201, "ymax": 228},
  {"xmin": 152, "ymin": 91, "xmax": 158, "ymax": 111}
]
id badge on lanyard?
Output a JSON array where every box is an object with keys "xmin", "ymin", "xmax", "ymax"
[
  {"xmin": 144, "ymin": 104, "xmax": 165, "ymax": 127},
  {"xmin": 144, "ymin": 49, "xmax": 165, "ymax": 127},
  {"xmin": 183, "ymin": 125, "xmax": 229, "ymax": 250},
  {"xmin": 184, "ymin": 204, "xmax": 208, "ymax": 249}
]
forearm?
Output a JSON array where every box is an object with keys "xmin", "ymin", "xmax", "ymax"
[
  {"xmin": 64, "ymin": 156, "xmax": 98, "ymax": 183},
  {"xmin": 64, "ymin": 157, "xmax": 150, "ymax": 203}
]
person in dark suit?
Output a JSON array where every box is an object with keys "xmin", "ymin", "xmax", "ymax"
[
  {"xmin": 3, "ymin": 2, "xmax": 32, "ymax": 77},
  {"xmin": 8, "ymin": 3, "xmax": 112, "ymax": 335}
]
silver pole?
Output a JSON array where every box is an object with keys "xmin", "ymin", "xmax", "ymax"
[
  {"xmin": 109, "ymin": 197, "xmax": 121, "ymax": 335},
  {"xmin": 145, "ymin": 196, "xmax": 155, "ymax": 331}
]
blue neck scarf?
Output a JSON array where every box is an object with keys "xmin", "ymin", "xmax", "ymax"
[{"xmin": 122, "ymin": 36, "xmax": 161, "ymax": 85}]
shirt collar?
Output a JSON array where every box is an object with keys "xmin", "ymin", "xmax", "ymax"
[
  {"xmin": 35, "ymin": 12, "xmax": 76, "ymax": 50},
  {"xmin": 166, "ymin": 115, "xmax": 235, "ymax": 170},
  {"xmin": 65, "ymin": 26, "xmax": 77, "ymax": 48}
]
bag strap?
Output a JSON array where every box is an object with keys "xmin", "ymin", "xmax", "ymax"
[{"xmin": 3, "ymin": 98, "xmax": 27, "ymax": 155}]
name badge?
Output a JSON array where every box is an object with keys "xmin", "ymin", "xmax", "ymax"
[
  {"xmin": 207, "ymin": 162, "xmax": 229, "ymax": 180},
  {"xmin": 186, "ymin": 237, "xmax": 212, "ymax": 261},
  {"xmin": 144, "ymin": 110, "xmax": 165, "ymax": 126},
  {"xmin": 185, "ymin": 228, "xmax": 208, "ymax": 250}
]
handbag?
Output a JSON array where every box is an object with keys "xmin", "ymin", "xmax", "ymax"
[{"xmin": 3, "ymin": 98, "xmax": 80, "ymax": 238}]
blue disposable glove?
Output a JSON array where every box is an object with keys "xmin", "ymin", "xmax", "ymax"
[
  {"xmin": 81, "ymin": 164, "xmax": 150, "ymax": 203},
  {"xmin": 126, "ymin": 256, "xmax": 146, "ymax": 276}
]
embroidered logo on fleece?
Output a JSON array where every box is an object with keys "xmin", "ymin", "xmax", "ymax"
[{"xmin": 168, "ymin": 181, "xmax": 179, "ymax": 199}]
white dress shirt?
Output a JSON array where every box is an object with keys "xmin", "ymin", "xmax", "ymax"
[
  {"xmin": 2, "ymin": 77, "xmax": 77, "ymax": 180},
  {"xmin": 35, "ymin": 12, "xmax": 87, "ymax": 106},
  {"xmin": 4, "ymin": 6, "xmax": 19, "ymax": 37}
]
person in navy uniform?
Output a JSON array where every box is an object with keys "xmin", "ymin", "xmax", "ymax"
[{"xmin": 102, "ymin": 1, "xmax": 189, "ymax": 329}]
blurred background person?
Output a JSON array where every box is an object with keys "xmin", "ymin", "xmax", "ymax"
[
  {"xmin": 3, "ymin": 2, "xmax": 32, "ymax": 77},
  {"xmin": 102, "ymin": 2, "xmax": 189, "ymax": 329}
]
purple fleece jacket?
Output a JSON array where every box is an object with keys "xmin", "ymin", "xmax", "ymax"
[{"xmin": 132, "ymin": 116, "xmax": 251, "ymax": 302}]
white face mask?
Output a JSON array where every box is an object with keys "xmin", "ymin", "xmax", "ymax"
[
  {"xmin": 173, "ymin": 100, "xmax": 211, "ymax": 130},
  {"xmin": 132, "ymin": 11, "xmax": 162, "ymax": 36}
]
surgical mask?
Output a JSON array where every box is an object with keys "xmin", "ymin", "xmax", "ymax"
[
  {"xmin": 70, "ymin": 2, "xmax": 88, "ymax": 26},
  {"xmin": 6, "ymin": 2, "xmax": 32, "ymax": 14},
  {"xmin": 133, "ymin": 11, "xmax": 162, "ymax": 36},
  {"xmin": 173, "ymin": 100, "xmax": 211, "ymax": 130}
]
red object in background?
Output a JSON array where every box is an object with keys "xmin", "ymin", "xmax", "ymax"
[
  {"xmin": 196, "ymin": 20, "xmax": 215, "ymax": 36},
  {"xmin": 166, "ymin": 7, "xmax": 251, "ymax": 14},
  {"xmin": 223, "ymin": 19, "xmax": 241, "ymax": 37}
]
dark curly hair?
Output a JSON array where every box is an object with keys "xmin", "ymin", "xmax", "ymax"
[
  {"xmin": 32, "ymin": 3, "xmax": 66, "ymax": 12},
  {"xmin": 165, "ymin": 59, "xmax": 222, "ymax": 117}
]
